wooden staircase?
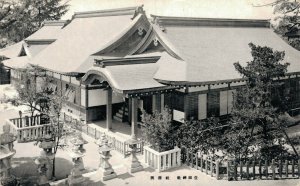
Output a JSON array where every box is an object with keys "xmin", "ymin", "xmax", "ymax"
[{"xmin": 113, "ymin": 104, "xmax": 128, "ymax": 122}]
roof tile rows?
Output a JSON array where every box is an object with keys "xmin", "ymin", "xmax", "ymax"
[{"xmin": 1, "ymin": 6, "xmax": 300, "ymax": 92}]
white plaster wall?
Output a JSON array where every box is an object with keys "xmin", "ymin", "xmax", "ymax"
[
  {"xmin": 88, "ymin": 89, "xmax": 123, "ymax": 107},
  {"xmin": 173, "ymin": 109, "xmax": 185, "ymax": 123}
]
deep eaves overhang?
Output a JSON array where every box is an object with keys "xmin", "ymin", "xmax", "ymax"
[
  {"xmin": 149, "ymin": 15, "xmax": 300, "ymax": 86},
  {"xmin": 81, "ymin": 56, "xmax": 178, "ymax": 96}
]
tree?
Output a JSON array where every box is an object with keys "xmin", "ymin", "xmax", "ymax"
[
  {"xmin": 0, "ymin": 0, "xmax": 69, "ymax": 48},
  {"xmin": 224, "ymin": 43, "xmax": 297, "ymax": 160},
  {"xmin": 253, "ymin": 0, "xmax": 300, "ymax": 50},
  {"xmin": 141, "ymin": 107, "xmax": 177, "ymax": 152},
  {"xmin": 13, "ymin": 66, "xmax": 80, "ymax": 177},
  {"xmin": 177, "ymin": 117, "xmax": 225, "ymax": 155},
  {"xmin": 13, "ymin": 67, "xmax": 46, "ymax": 120}
]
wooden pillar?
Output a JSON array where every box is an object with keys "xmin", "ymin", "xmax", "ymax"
[
  {"xmin": 106, "ymin": 88, "xmax": 112, "ymax": 130},
  {"xmin": 131, "ymin": 97, "xmax": 138, "ymax": 139},
  {"xmin": 183, "ymin": 87, "xmax": 189, "ymax": 120},
  {"xmin": 85, "ymin": 85, "xmax": 89, "ymax": 122},
  {"xmin": 161, "ymin": 94, "xmax": 165, "ymax": 111},
  {"xmin": 152, "ymin": 95, "xmax": 157, "ymax": 113}
]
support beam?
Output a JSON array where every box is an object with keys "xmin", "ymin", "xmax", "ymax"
[
  {"xmin": 131, "ymin": 97, "xmax": 138, "ymax": 139},
  {"xmin": 152, "ymin": 95, "xmax": 157, "ymax": 113},
  {"xmin": 161, "ymin": 94, "xmax": 164, "ymax": 111},
  {"xmin": 106, "ymin": 88, "xmax": 112, "ymax": 130}
]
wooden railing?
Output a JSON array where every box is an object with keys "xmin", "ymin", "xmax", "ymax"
[
  {"xmin": 182, "ymin": 148, "xmax": 300, "ymax": 181},
  {"xmin": 63, "ymin": 113, "xmax": 144, "ymax": 157},
  {"xmin": 183, "ymin": 151, "xmax": 226, "ymax": 180},
  {"xmin": 144, "ymin": 146, "xmax": 181, "ymax": 172},
  {"xmin": 227, "ymin": 159, "xmax": 300, "ymax": 181},
  {"xmin": 6, "ymin": 115, "xmax": 53, "ymax": 143}
]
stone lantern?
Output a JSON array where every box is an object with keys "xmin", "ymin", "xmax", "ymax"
[
  {"xmin": 69, "ymin": 135, "xmax": 87, "ymax": 171},
  {"xmin": 98, "ymin": 135, "xmax": 116, "ymax": 181},
  {"xmin": 67, "ymin": 135, "xmax": 87, "ymax": 186},
  {"xmin": 35, "ymin": 151, "xmax": 51, "ymax": 186},
  {"xmin": 125, "ymin": 138, "xmax": 143, "ymax": 173},
  {"xmin": 0, "ymin": 124, "xmax": 17, "ymax": 186},
  {"xmin": 39, "ymin": 132, "xmax": 55, "ymax": 180}
]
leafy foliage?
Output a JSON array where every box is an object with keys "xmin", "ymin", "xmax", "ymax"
[
  {"xmin": 259, "ymin": 0, "xmax": 300, "ymax": 50},
  {"xmin": 141, "ymin": 107, "xmax": 177, "ymax": 152},
  {"xmin": 224, "ymin": 43, "xmax": 290, "ymax": 159},
  {"xmin": 13, "ymin": 67, "xmax": 45, "ymax": 117},
  {"xmin": 0, "ymin": 0, "xmax": 69, "ymax": 47},
  {"xmin": 177, "ymin": 117, "xmax": 225, "ymax": 154}
]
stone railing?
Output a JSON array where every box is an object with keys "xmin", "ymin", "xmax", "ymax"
[
  {"xmin": 80, "ymin": 124, "xmax": 144, "ymax": 157},
  {"xmin": 63, "ymin": 112, "xmax": 144, "ymax": 157},
  {"xmin": 6, "ymin": 115, "xmax": 53, "ymax": 143},
  {"xmin": 144, "ymin": 146, "xmax": 181, "ymax": 172}
]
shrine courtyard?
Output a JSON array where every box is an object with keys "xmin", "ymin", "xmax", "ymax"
[{"xmin": 0, "ymin": 108, "xmax": 299, "ymax": 186}]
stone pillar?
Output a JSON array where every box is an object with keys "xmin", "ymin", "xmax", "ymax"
[
  {"xmin": 131, "ymin": 97, "xmax": 138, "ymax": 139},
  {"xmin": 98, "ymin": 135, "xmax": 116, "ymax": 181},
  {"xmin": 127, "ymin": 97, "xmax": 143, "ymax": 173},
  {"xmin": 106, "ymin": 88, "xmax": 112, "ymax": 131},
  {"xmin": 0, "ymin": 124, "xmax": 17, "ymax": 186}
]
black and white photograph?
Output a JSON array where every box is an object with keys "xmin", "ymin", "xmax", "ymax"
[{"xmin": 0, "ymin": 0, "xmax": 300, "ymax": 185}]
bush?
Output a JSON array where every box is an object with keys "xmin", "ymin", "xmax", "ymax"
[
  {"xmin": 259, "ymin": 145, "xmax": 296, "ymax": 161},
  {"xmin": 141, "ymin": 107, "xmax": 177, "ymax": 152}
]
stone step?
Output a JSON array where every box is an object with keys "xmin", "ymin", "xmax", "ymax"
[
  {"xmin": 117, "ymin": 110, "xmax": 128, "ymax": 116},
  {"xmin": 113, "ymin": 116, "xmax": 123, "ymax": 122},
  {"xmin": 116, "ymin": 112, "xmax": 123, "ymax": 118}
]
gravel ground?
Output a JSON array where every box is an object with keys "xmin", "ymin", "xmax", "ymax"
[{"xmin": 0, "ymin": 84, "xmax": 299, "ymax": 186}]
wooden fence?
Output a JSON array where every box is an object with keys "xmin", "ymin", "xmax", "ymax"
[
  {"xmin": 227, "ymin": 158, "xmax": 300, "ymax": 180},
  {"xmin": 182, "ymin": 150, "xmax": 226, "ymax": 179},
  {"xmin": 6, "ymin": 115, "xmax": 55, "ymax": 143},
  {"xmin": 182, "ymin": 148, "xmax": 300, "ymax": 181}
]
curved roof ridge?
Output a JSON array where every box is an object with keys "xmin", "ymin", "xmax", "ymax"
[
  {"xmin": 73, "ymin": 5, "xmax": 144, "ymax": 19},
  {"xmin": 151, "ymin": 23, "xmax": 184, "ymax": 60},
  {"xmin": 151, "ymin": 14, "xmax": 270, "ymax": 28}
]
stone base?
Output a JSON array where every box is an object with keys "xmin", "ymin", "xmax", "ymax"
[
  {"xmin": 68, "ymin": 175, "xmax": 86, "ymax": 186},
  {"xmin": 98, "ymin": 168, "xmax": 117, "ymax": 181},
  {"xmin": 128, "ymin": 162, "xmax": 143, "ymax": 173}
]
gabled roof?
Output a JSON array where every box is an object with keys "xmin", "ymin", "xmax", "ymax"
[
  {"xmin": 81, "ymin": 56, "xmax": 168, "ymax": 93},
  {"xmin": 0, "ymin": 41, "xmax": 23, "ymax": 59},
  {"xmin": 30, "ymin": 6, "xmax": 147, "ymax": 74},
  {"xmin": 2, "ymin": 56, "xmax": 29, "ymax": 69},
  {"xmin": 0, "ymin": 20, "xmax": 66, "ymax": 60},
  {"xmin": 150, "ymin": 15, "xmax": 300, "ymax": 85}
]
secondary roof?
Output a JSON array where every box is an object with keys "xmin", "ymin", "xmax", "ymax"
[{"xmin": 151, "ymin": 16, "xmax": 300, "ymax": 85}]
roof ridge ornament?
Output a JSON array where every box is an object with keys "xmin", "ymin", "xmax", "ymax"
[
  {"xmin": 150, "ymin": 14, "xmax": 270, "ymax": 28},
  {"xmin": 150, "ymin": 15, "xmax": 165, "ymax": 32},
  {"xmin": 73, "ymin": 6, "xmax": 143, "ymax": 19},
  {"xmin": 132, "ymin": 5, "xmax": 145, "ymax": 20}
]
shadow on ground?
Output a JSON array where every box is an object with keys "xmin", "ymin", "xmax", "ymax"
[{"xmin": 11, "ymin": 156, "xmax": 73, "ymax": 185}]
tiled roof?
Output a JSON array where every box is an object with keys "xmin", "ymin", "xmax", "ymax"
[
  {"xmin": 151, "ymin": 15, "xmax": 300, "ymax": 84},
  {"xmin": 0, "ymin": 20, "xmax": 66, "ymax": 59},
  {"xmin": 30, "ymin": 6, "xmax": 145, "ymax": 73}
]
